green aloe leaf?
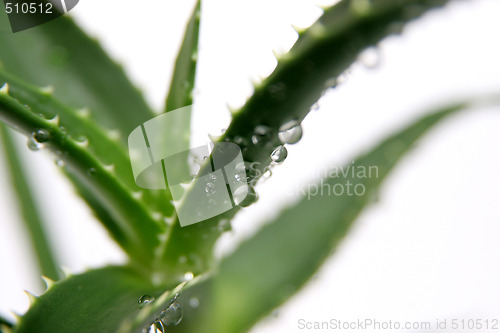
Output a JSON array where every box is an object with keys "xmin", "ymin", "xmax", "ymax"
[
  {"xmin": 0, "ymin": 71, "xmax": 173, "ymax": 217},
  {"xmin": 14, "ymin": 266, "xmax": 187, "ymax": 333},
  {"xmin": 161, "ymin": 0, "xmax": 453, "ymax": 275},
  {"xmin": 0, "ymin": 124, "xmax": 60, "ymax": 281},
  {"xmin": 0, "ymin": 5, "xmax": 155, "ymax": 142},
  {"xmin": 164, "ymin": 0, "xmax": 201, "ymax": 113},
  {"xmin": 172, "ymin": 97, "xmax": 499, "ymax": 333},
  {"xmin": 0, "ymin": 87, "xmax": 164, "ymax": 267}
]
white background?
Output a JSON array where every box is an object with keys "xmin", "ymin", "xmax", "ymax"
[{"xmin": 1, "ymin": 0, "xmax": 500, "ymax": 332}]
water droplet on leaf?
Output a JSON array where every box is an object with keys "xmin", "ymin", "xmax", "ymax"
[
  {"xmin": 237, "ymin": 186, "xmax": 258, "ymax": 207},
  {"xmin": 138, "ymin": 295, "xmax": 155, "ymax": 308},
  {"xmin": 184, "ymin": 272, "xmax": 194, "ymax": 281},
  {"xmin": 159, "ymin": 301, "xmax": 183, "ymax": 326},
  {"xmin": 33, "ymin": 129, "xmax": 50, "ymax": 143},
  {"xmin": 271, "ymin": 146, "xmax": 288, "ymax": 164},
  {"xmin": 205, "ymin": 182, "xmax": 216, "ymax": 195},
  {"xmin": 278, "ymin": 120, "xmax": 302, "ymax": 144},
  {"xmin": 358, "ymin": 46, "xmax": 380, "ymax": 69},
  {"xmin": 252, "ymin": 125, "xmax": 272, "ymax": 145},
  {"xmin": 27, "ymin": 138, "xmax": 42, "ymax": 151}
]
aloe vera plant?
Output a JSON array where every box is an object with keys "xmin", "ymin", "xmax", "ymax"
[{"xmin": 0, "ymin": 0, "xmax": 499, "ymax": 332}]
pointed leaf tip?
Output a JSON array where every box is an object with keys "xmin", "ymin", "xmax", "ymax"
[
  {"xmin": 23, "ymin": 291, "xmax": 37, "ymax": 305},
  {"xmin": 41, "ymin": 276, "xmax": 56, "ymax": 290}
]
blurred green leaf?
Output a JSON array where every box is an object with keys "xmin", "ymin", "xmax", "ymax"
[
  {"xmin": 165, "ymin": 0, "xmax": 201, "ymax": 112},
  {"xmin": 0, "ymin": 124, "xmax": 59, "ymax": 280},
  {"xmin": 0, "ymin": 7, "xmax": 155, "ymax": 141},
  {"xmin": 161, "ymin": 0, "xmax": 453, "ymax": 278},
  {"xmin": 177, "ymin": 99, "xmax": 497, "ymax": 333},
  {"xmin": 0, "ymin": 90, "xmax": 164, "ymax": 266}
]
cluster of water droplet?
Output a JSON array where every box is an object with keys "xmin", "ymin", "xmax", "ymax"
[{"xmin": 140, "ymin": 294, "xmax": 184, "ymax": 333}]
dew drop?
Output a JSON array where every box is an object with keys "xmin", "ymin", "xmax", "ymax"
[
  {"xmin": 209, "ymin": 174, "xmax": 217, "ymax": 181},
  {"xmin": 33, "ymin": 129, "xmax": 50, "ymax": 143},
  {"xmin": 235, "ymin": 162, "xmax": 258, "ymax": 183},
  {"xmin": 144, "ymin": 321, "xmax": 165, "ymax": 333},
  {"xmin": 271, "ymin": 145, "xmax": 288, "ymax": 164},
  {"xmin": 261, "ymin": 167, "xmax": 272, "ymax": 181},
  {"xmin": 278, "ymin": 120, "xmax": 303, "ymax": 144},
  {"xmin": 205, "ymin": 182, "xmax": 216, "ymax": 195},
  {"xmin": 251, "ymin": 125, "xmax": 272, "ymax": 145},
  {"xmin": 138, "ymin": 295, "xmax": 155, "ymax": 308},
  {"xmin": 189, "ymin": 297, "xmax": 200, "ymax": 308},
  {"xmin": 184, "ymin": 271, "xmax": 194, "ymax": 281},
  {"xmin": 358, "ymin": 47, "xmax": 380, "ymax": 69},
  {"xmin": 27, "ymin": 137, "xmax": 42, "ymax": 151},
  {"xmin": 237, "ymin": 186, "xmax": 258, "ymax": 207},
  {"xmin": 159, "ymin": 301, "xmax": 183, "ymax": 326}
]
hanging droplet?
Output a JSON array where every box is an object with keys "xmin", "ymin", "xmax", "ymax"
[
  {"xmin": 87, "ymin": 168, "xmax": 96, "ymax": 176},
  {"xmin": 217, "ymin": 219, "xmax": 231, "ymax": 232},
  {"xmin": 33, "ymin": 129, "xmax": 50, "ymax": 143},
  {"xmin": 184, "ymin": 272, "xmax": 194, "ymax": 281},
  {"xmin": 358, "ymin": 46, "xmax": 380, "ymax": 69},
  {"xmin": 271, "ymin": 146, "xmax": 288, "ymax": 164},
  {"xmin": 159, "ymin": 301, "xmax": 183, "ymax": 327},
  {"xmin": 251, "ymin": 125, "xmax": 272, "ymax": 145},
  {"xmin": 235, "ymin": 161, "xmax": 258, "ymax": 183},
  {"xmin": 205, "ymin": 182, "xmax": 216, "ymax": 195},
  {"xmin": 189, "ymin": 297, "xmax": 200, "ymax": 308},
  {"xmin": 237, "ymin": 186, "xmax": 258, "ymax": 207},
  {"xmin": 261, "ymin": 167, "xmax": 272, "ymax": 182},
  {"xmin": 27, "ymin": 137, "xmax": 42, "ymax": 151},
  {"xmin": 28, "ymin": 129, "xmax": 50, "ymax": 151},
  {"xmin": 144, "ymin": 321, "xmax": 165, "ymax": 333},
  {"xmin": 278, "ymin": 120, "xmax": 303, "ymax": 144},
  {"xmin": 138, "ymin": 295, "xmax": 155, "ymax": 308}
]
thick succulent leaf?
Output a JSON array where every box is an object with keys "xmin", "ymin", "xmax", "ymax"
[
  {"xmin": 0, "ymin": 5, "xmax": 155, "ymax": 142},
  {"xmin": 0, "ymin": 71, "xmax": 173, "ymax": 216},
  {"xmin": 161, "ymin": 0, "xmax": 453, "ymax": 275},
  {"xmin": 164, "ymin": 0, "xmax": 201, "ymax": 112},
  {"xmin": 0, "ymin": 88, "xmax": 164, "ymax": 266},
  {"xmin": 0, "ymin": 124, "xmax": 60, "ymax": 280},
  {"xmin": 14, "ymin": 266, "xmax": 185, "ymax": 333},
  {"xmin": 171, "ymin": 99, "xmax": 498, "ymax": 333}
]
